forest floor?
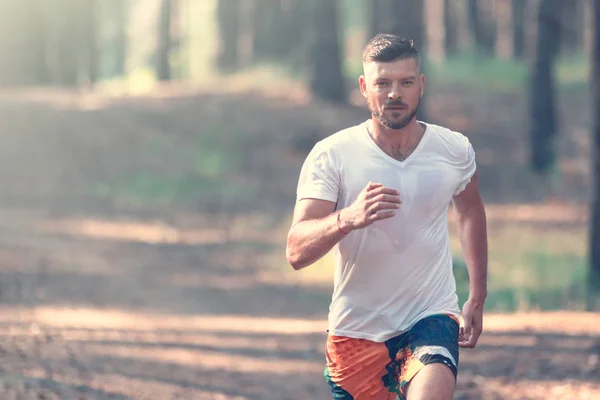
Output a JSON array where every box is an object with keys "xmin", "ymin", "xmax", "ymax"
[{"xmin": 0, "ymin": 77, "xmax": 599, "ymax": 399}]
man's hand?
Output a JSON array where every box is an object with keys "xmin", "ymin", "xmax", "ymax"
[
  {"xmin": 339, "ymin": 182, "xmax": 401, "ymax": 231},
  {"xmin": 459, "ymin": 297, "xmax": 484, "ymax": 348}
]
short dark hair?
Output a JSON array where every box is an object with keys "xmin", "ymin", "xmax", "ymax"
[{"xmin": 362, "ymin": 33, "xmax": 421, "ymax": 68}]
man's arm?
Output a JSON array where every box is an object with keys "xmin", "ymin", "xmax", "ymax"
[
  {"xmin": 286, "ymin": 182, "xmax": 401, "ymax": 270},
  {"xmin": 453, "ymin": 172, "xmax": 488, "ymax": 300},
  {"xmin": 452, "ymin": 172, "xmax": 488, "ymax": 348},
  {"xmin": 285, "ymin": 199, "xmax": 345, "ymax": 270}
]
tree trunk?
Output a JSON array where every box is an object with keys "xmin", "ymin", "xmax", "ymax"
[
  {"xmin": 523, "ymin": 0, "xmax": 540, "ymax": 61},
  {"xmin": 114, "ymin": 0, "xmax": 127, "ymax": 77},
  {"xmin": 169, "ymin": 0, "xmax": 183, "ymax": 79},
  {"xmin": 529, "ymin": 0, "xmax": 563, "ymax": 174},
  {"xmin": 309, "ymin": 0, "xmax": 346, "ymax": 103},
  {"xmin": 0, "ymin": 2, "xmax": 55, "ymax": 86},
  {"xmin": 80, "ymin": 0, "xmax": 97, "ymax": 87},
  {"xmin": 270, "ymin": 0, "xmax": 288, "ymax": 58},
  {"xmin": 445, "ymin": 0, "xmax": 472, "ymax": 55},
  {"xmin": 512, "ymin": 0, "xmax": 526, "ymax": 59},
  {"xmin": 425, "ymin": 0, "xmax": 446, "ymax": 62},
  {"xmin": 53, "ymin": 1, "xmax": 79, "ymax": 86},
  {"xmin": 237, "ymin": 0, "xmax": 254, "ymax": 67},
  {"xmin": 444, "ymin": 0, "xmax": 458, "ymax": 54},
  {"xmin": 469, "ymin": 0, "xmax": 496, "ymax": 55},
  {"xmin": 468, "ymin": 0, "xmax": 481, "ymax": 51},
  {"xmin": 216, "ymin": 0, "xmax": 241, "ymax": 71},
  {"xmin": 559, "ymin": 1, "xmax": 580, "ymax": 55},
  {"xmin": 156, "ymin": 0, "xmax": 172, "ymax": 81},
  {"xmin": 284, "ymin": 0, "xmax": 313, "ymax": 71},
  {"xmin": 251, "ymin": 0, "xmax": 271, "ymax": 61},
  {"xmin": 100, "ymin": 0, "xmax": 127, "ymax": 78},
  {"xmin": 398, "ymin": 0, "xmax": 425, "ymax": 45},
  {"xmin": 370, "ymin": 0, "xmax": 385, "ymax": 38},
  {"xmin": 252, "ymin": 0, "xmax": 287, "ymax": 62},
  {"xmin": 31, "ymin": 5, "xmax": 50, "ymax": 85},
  {"xmin": 495, "ymin": 0, "xmax": 514, "ymax": 60},
  {"xmin": 589, "ymin": 0, "xmax": 600, "ymax": 304},
  {"xmin": 375, "ymin": 0, "xmax": 424, "ymax": 47},
  {"xmin": 585, "ymin": 0, "xmax": 594, "ymax": 57}
]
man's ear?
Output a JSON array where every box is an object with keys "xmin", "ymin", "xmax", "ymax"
[
  {"xmin": 420, "ymin": 73, "xmax": 425, "ymax": 97},
  {"xmin": 359, "ymin": 75, "xmax": 367, "ymax": 98}
]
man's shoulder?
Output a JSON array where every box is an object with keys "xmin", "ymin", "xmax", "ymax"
[
  {"xmin": 315, "ymin": 123, "xmax": 364, "ymax": 151},
  {"xmin": 424, "ymin": 122, "xmax": 473, "ymax": 156},
  {"xmin": 426, "ymin": 122, "xmax": 470, "ymax": 143}
]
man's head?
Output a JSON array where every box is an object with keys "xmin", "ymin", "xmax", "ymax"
[{"xmin": 359, "ymin": 34, "xmax": 424, "ymax": 130}]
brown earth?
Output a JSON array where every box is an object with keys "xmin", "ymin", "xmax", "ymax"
[{"xmin": 0, "ymin": 81, "xmax": 598, "ymax": 399}]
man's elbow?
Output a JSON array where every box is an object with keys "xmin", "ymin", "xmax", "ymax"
[
  {"xmin": 286, "ymin": 242, "xmax": 308, "ymax": 270},
  {"xmin": 285, "ymin": 236, "xmax": 303, "ymax": 270}
]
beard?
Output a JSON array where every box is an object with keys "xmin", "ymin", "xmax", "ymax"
[{"xmin": 368, "ymin": 97, "xmax": 420, "ymax": 130}]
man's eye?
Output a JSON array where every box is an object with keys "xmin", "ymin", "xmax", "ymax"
[
  {"xmin": 402, "ymin": 81, "xmax": 414, "ymax": 86},
  {"xmin": 376, "ymin": 81, "xmax": 388, "ymax": 86}
]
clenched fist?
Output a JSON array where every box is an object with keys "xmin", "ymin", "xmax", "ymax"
[{"xmin": 339, "ymin": 182, "xmax": 401, "ymax": 232}]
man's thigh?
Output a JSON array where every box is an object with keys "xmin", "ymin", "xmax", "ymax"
[
  {"xmin": 394, "ymin": 314, "xmax": 460, "ymax": 399},
  {"xmin": 324, "ymin": 334, "xmax": 400, "ymax": 400},
  {"xmin": 404, "ymin": 363, "xmax": 456, "ymax": 400}
]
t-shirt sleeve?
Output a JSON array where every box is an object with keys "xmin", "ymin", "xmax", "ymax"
[
  {"xmin": 454, "ymin": 138, "xmax": 477, "ymax": 196},
  {"xmin": 296, "ymin": 142, "xmax": 340, "ymax": 203}
]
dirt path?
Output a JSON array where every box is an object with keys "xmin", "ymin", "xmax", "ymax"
[
  {"xmin": 0, "ymin": 86, "xmax": 598, "ymax": 399},
  {"xmin": 1, "ymin": 210, "xmax": 599, "ymax": 400}
]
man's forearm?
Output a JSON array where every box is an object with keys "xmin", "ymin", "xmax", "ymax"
[
  {"xmin": 456, "ymin": 204, "xmax": 488, "ymax": 300},
  {"xmin": 286, "ymin": 210, "xmax": 349, "ymax": 270}
]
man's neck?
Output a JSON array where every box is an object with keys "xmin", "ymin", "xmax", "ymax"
[{"xmin": 368, "ymin": 118, "xmax": 425, "ymax": 161}]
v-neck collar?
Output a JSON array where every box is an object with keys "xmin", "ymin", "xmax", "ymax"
[{"xmin": 363, "ymin": 119, "xmax": 430, "ymax": 167}]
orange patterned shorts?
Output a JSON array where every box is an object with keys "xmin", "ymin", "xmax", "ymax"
[{"xmin": 324, "ymin": 314, "xmax": 460, "ymax": 400}]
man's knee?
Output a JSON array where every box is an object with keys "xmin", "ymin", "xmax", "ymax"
[{"xmin": 405, "ymin": 362, "xmax": 456, "ymax": 400}]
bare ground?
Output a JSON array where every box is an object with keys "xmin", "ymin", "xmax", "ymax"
[{"xmin": 0, "ymin": 82, "xmax": 598, "ymax": 399}]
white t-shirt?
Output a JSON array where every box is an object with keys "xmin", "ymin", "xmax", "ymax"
[{"xmin": 296, "ymin": 120, "xmax": 476, "ymax": 342}]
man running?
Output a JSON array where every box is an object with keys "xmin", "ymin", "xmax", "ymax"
[{"xmin": 286, "ymin": 34, "xmax": 488, "ymax": 400}]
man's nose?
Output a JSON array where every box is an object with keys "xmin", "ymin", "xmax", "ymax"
[{"xmin": 388, "ymin": 83, "xmax": 402, "ymax": 100}]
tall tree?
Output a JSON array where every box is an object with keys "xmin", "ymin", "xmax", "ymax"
[
  {"xmin": 99, "ymin": 0, "xmax": 128, "ymax": 78},
  {"xmin": 495, "ymin": 0, "xmax": 514, "ymax": 60},
  {"xmin": 371, "ymin": 0, "xmax": 425, "ymax": 47},
  {"xmin": 370, "ymin": 0, "xmax": 384, "ymax": 39},
  {"xmin": 51, "ymin": 1, "xmax": 79, "ymax": 86},
  {"xmin": 468, "ymin": 0, "xmax": 496, "ymax": 55},
  {"xmin": 252, "ymin": 0, "xmax": 288, "ymax": 62},
  {"xmin": 216, "ymin": 0, "xmax": 241, "ymax": 71},
  {"xmin": 589, "ymin": 0, "xmax": 600, "ymax": 304},
  {"xmin": 284, "ymin": 0, "xmax": 313, "ymax": 68},
  {"xmin": 309, "ymin": 0, "xmax": 346, "ymax": 102},
  {"xmin": 156, "ymin": 0, "xmax": 172, "ymax": 81},
  {"xmin": 522, "ymin": 0, "xmax": 541, "ymax": 61},
  {"xmin": 512, "ymin": 0, "xmax": 526, "ymax": 59},
  {"xmin": 425, "ymin": 0, "xmax": 446, "ymax": 62},
  {"xmin": 0, "ymin": 2, "xmax": 52, "ymax": 86},
  {"xmin": 445, "ymin": 0, "xmax": 472, "ymax": 55},
  {"xmin": 560, "ymin": 0, "xmax": 581, "ymax": 54},
  {"xmin": 529, "ymin": 0, "xmax": 563, "ymax": 174},
  {"xmin": 585, "ymin": 0, "xmax": 594, "ymax": 57},
  {"xmin": 114, "ymin": 0, "xmax": 128, "ymax": 77},
  {"xmin": 79, "ymin": 0, "xmax": 98, "ymax": 87},
  {"xmin": 30, "ymin": 5, "xmax": 51, "ymax": 84}
]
